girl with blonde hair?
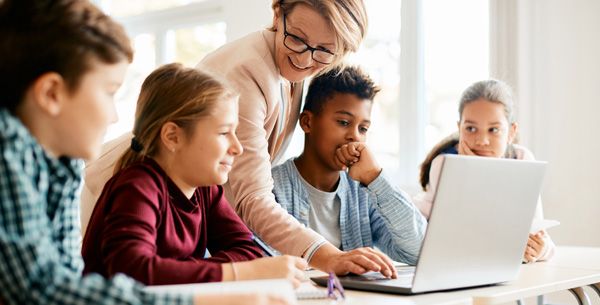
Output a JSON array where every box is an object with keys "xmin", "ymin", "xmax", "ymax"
[{"xmin": 82, "ymin": 63, "xmax": 307, "ymax": 291}]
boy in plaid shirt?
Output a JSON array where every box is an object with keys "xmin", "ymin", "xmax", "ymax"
[{"xmin": 0, "ymin": 1, "xmax": 290, "ymax": 305}]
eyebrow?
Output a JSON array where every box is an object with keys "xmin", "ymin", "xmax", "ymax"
[
  {"xmin": 335, "ymin": 110, "xmax": 371, "ymax": 123},
  {"xmin": 464, "ymin": 120, "xmax": 502, "ymax": 125},
  {"xmin": 289, "ymin": 25, "xmax": 336, "ymax": 47}
]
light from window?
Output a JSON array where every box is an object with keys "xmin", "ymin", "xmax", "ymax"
[
  {"xmin": 423, "ymin": 0, "xmax": 489, "ymax": 154},
  {"xmin": 106, "ymin": 33, "xmax": 156, "ymax": 141},
  {"xmin": 166, "ymin": 23, "xmax": 227, "ymax": 68},
  {"xmin": 101, "ymin": 0, "xmax": 209, "ymax": 18}
]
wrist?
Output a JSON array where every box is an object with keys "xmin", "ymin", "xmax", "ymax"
[
  {"xmin": 221, "ymin": 263, "xmax": 235, "ymax": 281},
  {"xmin": 231, "ymin": 260, "xmax": 256, "ymax": 281},
  {"xmin": 361, "ymin": 167, "xmax": 382, "ymax": 186},
  {"xmin": 308, "ymin": 243, "xmax": 342, "ymax": 272}
]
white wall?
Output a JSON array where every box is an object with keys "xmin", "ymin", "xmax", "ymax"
[{"xmin": 511, "ymin": 0, "xmax": 600, "ymax": 247}]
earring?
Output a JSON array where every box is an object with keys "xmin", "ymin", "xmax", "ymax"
[{"xmin": 171, "ymin": 148, "xmax": 175, "ymax": 153}]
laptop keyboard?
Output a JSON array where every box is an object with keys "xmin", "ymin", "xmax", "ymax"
[{"xmin": 343, "ymin": 267, "xmax": 415, "ymax": 285}]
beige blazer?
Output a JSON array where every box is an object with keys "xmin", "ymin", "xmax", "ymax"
[{"xmin": 81, "ymin": 30, "xmax": 325, "ymax": 257}]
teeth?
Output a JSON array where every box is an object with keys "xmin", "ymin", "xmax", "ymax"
[{"xmin": 290, "ymin": 58, "xmax": 307, "ymax": 70}]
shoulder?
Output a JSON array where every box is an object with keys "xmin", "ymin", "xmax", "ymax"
[
  {"xmin": 513, "ymin": 144, "xmax": 536, "ymax": 161},
  {"xmin": 272, "ymin": 159, "xmax": 297, "ymax": 183},
  {"xmin": 0, "ymin": 108, "xmax": 38, "ymax": 154},
  {"xmin": 431, "ymin": 154, "xmax": 446, "ymax": 169},
  {"xmin": 199, "ymin": 30, "xmax": 278, "ymax": 84},
  {"xmin": 107, "ymin": 158, "xmax": 167, "ymax": 196}
]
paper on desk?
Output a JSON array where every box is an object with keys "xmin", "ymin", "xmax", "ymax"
[
  {"xmin": 145, "ymin": 279, "xmax": 296, "ymax": 303},
  {"xmin": 530, "ymin": 219, "xmax": 560, "ymax": 234}
]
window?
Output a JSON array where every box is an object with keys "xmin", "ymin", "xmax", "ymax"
[
  {"xmin": 99, "ymin": 0, "xmax": 489, "ymax": 192},
  {"xmin": 98, "ymin": 0, "xmax": 268, "ymax": 141},
  {"xmin": 350, "ymin": 0, "xmax": 489, "ymax": 191},
  {"xmin": 423, "ymin": 0, "xmax": 489, "ymax": 154}
]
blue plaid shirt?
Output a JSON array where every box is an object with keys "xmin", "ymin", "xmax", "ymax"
[
  {"xmin": 0, "ymin": 109, "xmax": 192, "ymax": 305},
  {"xmin": 271, "ymin": 159, "xmax": 427, "ymax": 265}
]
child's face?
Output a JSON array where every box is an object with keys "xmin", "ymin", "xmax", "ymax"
[
  {"xmin": 306, "ymin": 92, "xmax": 372, "ymax": 171},
  {"xmin": 57, "ymin": 60, "xmax": 127, "ymax": 160},
  {"xmin": 173, "ymin": 97, "xmax": 242, "ymax": 187},
  {"xmin": 458, "ymin": 98, "xmax": 516, "ymax": 158}
]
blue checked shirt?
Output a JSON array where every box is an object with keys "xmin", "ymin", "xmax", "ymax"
[
  {"xmin": 0, "ymin": 109, "xmax": 192, "ymax": 305},
  {"xmin": 271, "ymin": 159, "xmax": 427, "ymax": 265}
]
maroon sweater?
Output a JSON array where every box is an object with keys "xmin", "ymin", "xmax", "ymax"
[{"xmin": 82, "ymin": 158, "xmax": 262, "ymax": 285}]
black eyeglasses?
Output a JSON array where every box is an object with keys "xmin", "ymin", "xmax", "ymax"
[
  {"xmin": 282, "ymin": 13, "xmax": 335, "ymax": 65},
  {"xmin": 327, "ymin": 271, "xmax": 345, "ymax": 300}
]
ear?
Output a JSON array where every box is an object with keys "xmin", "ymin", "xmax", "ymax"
[
  {"xmin": 508, "ymin": 122, "xmax": 518, "ymax": 143},
  {"xmin": 298, "ymin": 110, "xmax": 312, "ymax": 133},
  {"xmin": 31, "ymin": 72, "xmax": 67, "ymax": 116},
  {"xmin": 272, "ymin": 7, "xmax": 281, "ymax": 30},
  {"xmin": 160, "ymin": 122, "xmax": 180, "ymax": 152}
]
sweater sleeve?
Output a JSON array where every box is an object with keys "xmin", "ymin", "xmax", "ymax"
[
  {"xmin": 412, "ymin": 154, "xmax": 445, "ymax": 220},
  {"xmin": 363, "ymin": 170, "xmax": 427, "ymax": 265},
  {"xmin": 99, "ymin": 167, "xmax": 223, "ymax": 285},
  {"xmin": 205, "ymin": 185, "xmax": 263, "ymax": 262}
]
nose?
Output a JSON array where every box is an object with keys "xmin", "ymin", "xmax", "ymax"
[
  {"xmin": 229, "ymin": 133, "xmax": 243, "ymax": 157},
  {"xmin": 295, "ymin": 50, "xmax": 314, "ymax": 67},
  {"xmin": 345, "ymin": 126, "xmax": 360, "ymax": 142},
  {"xmin": 474, "ymin": 133, "xmax": 489, "ymax": 146}
]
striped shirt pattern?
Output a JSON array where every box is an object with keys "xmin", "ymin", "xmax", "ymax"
[
  {"xmin": 271, "ymin": 159, "xmax": 427, "ymax": 265},
  {"xmin": 0, "ymin": 108, "xmax": 192, "ymax": 305}
]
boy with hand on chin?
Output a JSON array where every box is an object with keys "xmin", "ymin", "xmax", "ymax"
[{"xmin": 271, "ymin": 66, "xmax": 426, "ymax": 265}]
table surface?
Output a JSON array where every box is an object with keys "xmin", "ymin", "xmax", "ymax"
[{"xmin": 299, "ymin": 246, "xmax": 600, "ymax": 305}]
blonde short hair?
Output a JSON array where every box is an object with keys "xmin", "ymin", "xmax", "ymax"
[{"xmin": 271, "ymin": 0, "xmax": 368, "ymax": 73}]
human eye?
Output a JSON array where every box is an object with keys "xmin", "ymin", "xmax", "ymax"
[
  {"xmin": 360, "ymin": 126, "xmax": 369, "ymax": 133},
  {"xmin": 289, "ymin": 34, "xmax": 307, "ymax": 46},
  {"xmin": 337, "ymin": 120, "xmax": 349, "ymax": 126},
  {"xmin": 465, "ymin": 126, "xmax": 476, "ymax": 132},
  {"xmin": 489, "ymin": 127, "xmax": 500, "ymax": 133}
]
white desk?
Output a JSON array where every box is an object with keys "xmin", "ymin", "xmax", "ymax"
[
  {"xmin": 299, "ymin": 270, "xmax": 472, "ymax": 305},
  {"xmin": 455, "ymin": 263, "xmax": 600, "ymax": 305},
  {"xmin": 535, "ymin": 246, "xmax": 600, "ymax": 303},
  {"xmin": 300, "ymin": 246, "xmax": 600, "ymax": 305}
]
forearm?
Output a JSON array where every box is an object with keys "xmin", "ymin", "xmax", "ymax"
[
  {"xmin": 305, "ymin": 242, "xmax": 343, "ymax": 272},
  {"xmin": 367, "ymin": 171, "xmax": 427, "ymax": 264},
  {"xmin": 0, "ymin": 230, "xmax": 190, "ymax": 304},
  {"xmin": 241, "ymin": 195, "xmax": 326, "ymax": 256},
  {"xmin": 103, "ymin": 246, "xmax": 224, "ymax": 285}
]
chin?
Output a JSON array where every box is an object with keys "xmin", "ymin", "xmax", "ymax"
[{"xmin": 281, "ymin": 61, "xmax": 319, "ymax": 83}]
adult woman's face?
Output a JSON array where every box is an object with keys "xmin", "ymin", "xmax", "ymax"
[{"xmin": 273, "ymin": 4, "xmax": 336, "ymax": 83}]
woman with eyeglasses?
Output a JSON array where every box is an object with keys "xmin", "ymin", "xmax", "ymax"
[
  {"xmin": 82, "ymin": 0, "xmax": 397, "ymax": 280},
  {"xmin": 197, "ymin": 0, "xmax": 398, "ymax": 278}
]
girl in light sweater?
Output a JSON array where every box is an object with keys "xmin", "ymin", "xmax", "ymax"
[{"xmin": 413, "ymin": 79, "xmax": 555, "ymax": 263}]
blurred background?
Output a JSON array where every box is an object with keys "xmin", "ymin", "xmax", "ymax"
[{"xmin": 94, "ymin": 0, "xmax": 600, "ymax": 272}]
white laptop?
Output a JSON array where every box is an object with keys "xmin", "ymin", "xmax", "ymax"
[{"xmin": 312, "ymin": 154, "xmax": 548, "ymax": 294}]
